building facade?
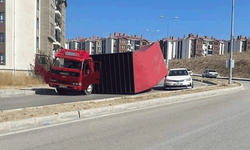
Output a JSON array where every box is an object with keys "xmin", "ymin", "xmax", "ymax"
[
  {"xmin": 224, "ymin": 35, "xmax": 250, "ymax": 54},
  {"xmin": 40, "ymin": 0, "xmax": 67, "ymax": 57},
  {"xmin": 0, "ymin": 0, "xmax": 67, "ymax": 72},
  {"xmin": 66, "ymin": 32, "xmax": 150, "ymax": 55},
  {"xmin": 160, "ymin": 33, "xmax": 225, "ymax": 60}
]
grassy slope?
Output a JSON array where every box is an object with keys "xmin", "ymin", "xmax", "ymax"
[{"xmin": 169, "ymin": 51, "xmax": 250, "ymax": 78}]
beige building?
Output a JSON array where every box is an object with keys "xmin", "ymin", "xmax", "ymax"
[
  {"xmin": 0, "ymin": 0, "xmax": 67, "ymax": 72},
  {"xmin": 40, "ymin": 0, "xmax": 67, "ymax": 56}
]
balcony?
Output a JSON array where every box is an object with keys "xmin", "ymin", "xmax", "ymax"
[
  {"xmin": 53, "ymin": 31, "xmax": 61, "ymax": 47},
  {"xmin": 55, "ymin": 6, "xmax": 62, "ymax": 18}
]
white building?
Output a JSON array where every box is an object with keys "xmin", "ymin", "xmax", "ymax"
[
  {"xmin": 162, "ymin": 34, "xmax": 226, "ymax": 60},
  {"xmin": 0, "ymin": 0, "xmax": 39, "ymax": 72},
  {"xmin": 105, "ymin": 38, "xmax": 114, "ymax": 54},
  {"xmin": 0, "ymin": 0, "xmax": 67, "ymax": 72},
  {"xmin": 174, "ymin": 36, "xmax": 192, "ymax": 59}
]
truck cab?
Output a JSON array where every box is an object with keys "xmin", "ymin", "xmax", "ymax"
[{"xmin": 35, "ymin": 49, "xmax": 101, "ymax": 95}]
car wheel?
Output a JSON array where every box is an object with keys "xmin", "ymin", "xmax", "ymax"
[
  {"xmin": 56, "ymin": 88, "xmax": 67, "ymax": 95},
  {"xmin": 83, "ymin": 84, "xmax": 93, "ymax": 95}
]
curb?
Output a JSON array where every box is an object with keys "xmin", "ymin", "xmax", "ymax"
[
  {"xmin": 192, "ymin": 78, "xmax": 217, "ymax": 85},
  {"xmin": 0, "ymin": 91, "xmax": 36, "ymax": 98},
  {"xmin": 0, "ymin": 87, "xmax": 55, "ymax": 98},
  {"xmin": 0, "ymin": 82, "xmax": 244, "ymax": 134}
]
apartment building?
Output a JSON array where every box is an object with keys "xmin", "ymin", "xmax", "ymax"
[
  {"xmin": 0, "ymin": 0, "xmax": 67, "ymax": 72},
  {"xmin": 66, "ymin": 32, "xmax": 150, "ymax": 54},
  {"xmin": 0, "ymin": 0, "xmax": 5, "ymax": 65},
  {"xmin": 224, "ymin": 35, "xmax": 250, "ymax": 54},
  {"xmin": 40, "ymin": 0, "xmax": 67, "ymax": 57},
  {"xmin": 160, "ymin": 33, "xmax": 225, "ymax": 60},
  {"xmin": 0, "ymin": 0, "xmax": 41, "ymax": 71},
  {"xmin": 106, "ymin": 32, "xmax": 149, "ymax": 53}
]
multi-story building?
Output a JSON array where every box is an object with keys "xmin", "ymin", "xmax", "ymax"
[
  {"xmin": 0, "ymin": 0, "xmax": 6, "ymax": 65},
  {"xmin": 224, "ymin": 35, "xmax": 250, "ymax": 53},
  {"xmin": 40, "ymin": 0, "xmax": 67, "ymax": 57},
  {"xmin": 160, "ymin": 33, "xmax": 225, "ymax": 60},
  {"xmin": 66, "ymin": 32, "xmax": 150, "ymax": 54},
  {"xmin": 0, "ymin": 0, "xmax": 67, "ymax": 72}
]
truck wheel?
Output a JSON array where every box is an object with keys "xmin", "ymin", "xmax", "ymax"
[
  {"xmin": 56, "ymin": 88, "xmax": 67, "ymax": 95},
  {"xmin": 83, "ymin": 84, "xmax": 93, "ymax": 95}
]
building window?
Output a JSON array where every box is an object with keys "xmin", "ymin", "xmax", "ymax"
[
  {"xmin": 0, "ymin": 0, "xmax": 5, "ymax": 3},
  {"xmin": 37, "ymin": 0, "xmax": 39, "ymax": 9},
  {"xmin": 36, "ymin": 37, "xmax": 39, "ymax": 49},
  {"xmin": 0, "ymin": 53, "xmax": 5, "ymax": 64},
  {"xmin": 0, "ymin": 33, "xmax": 4, "ymax": 43},
  {"xmin": 0, "ymin": 12, "xmax": 5, "ymax": 24},
  {"xmin": 37, "ymin": 18, "xmax": 39, "ymax": 29},
  {"xmin": 197, "ymin": 45, "xmax": 202, "ymax": 49}
]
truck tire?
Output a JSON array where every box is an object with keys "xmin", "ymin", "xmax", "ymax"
[
  {"xmin": 83, "ymin": 84, "xmax": 93, "ymax": 95},
  {"xmin": 56, "ymin": 88, "xmax": 67, "ymax": 95}
]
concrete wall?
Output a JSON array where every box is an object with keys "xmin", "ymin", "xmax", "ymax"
[{"xmin": 40, "ymin": 0, "xmax": 54, "ymax": 55}]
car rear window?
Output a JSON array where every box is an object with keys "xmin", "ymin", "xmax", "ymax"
[
  {"xmin": 209, "ymin": 70, "xmax": 216, "ymax": 72},
  {"xmin": 169, "ymin": 70, "xmax": 188, "ymax": 76}
]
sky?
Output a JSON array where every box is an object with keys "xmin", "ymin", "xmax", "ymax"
[{"xmin": 66, "ymin": 0, "xmax": 250, "ymax": 41}]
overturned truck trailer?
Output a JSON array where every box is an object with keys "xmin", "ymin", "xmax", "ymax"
[{"xmin": 91, "ymin": 42, "xmax": 168, "ymax": 94}]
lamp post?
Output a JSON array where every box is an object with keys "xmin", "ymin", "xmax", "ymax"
[
  {"xmin": 228, "ymin": 0, "xmax": 234, "ymax": 84},
  {"xmin": 146, "ymin": 29, "xmax": 160, "ymax": 43},
  {"xmin": 159, "ymin": 15, "xmax": 178, "ymax": 68}
]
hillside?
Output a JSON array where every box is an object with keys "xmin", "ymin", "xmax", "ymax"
[{"xmin": 169, "ymin": 51, "xmax": 250, "ymax": 78}]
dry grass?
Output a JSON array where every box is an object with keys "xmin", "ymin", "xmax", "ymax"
[
  {"xmin": 169, "ymin": 51, "xmax": 250, "ymax": 78},
  {"xmin": 0, "ymin": 72, "xmax": 46, "ymax": 90},
  {"xmin": 0, "ymin": 78, "xmax": 240, "ymax": 123}
]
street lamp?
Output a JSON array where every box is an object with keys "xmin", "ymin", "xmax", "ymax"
[
  {"xmin": 228, "ymin": 0, "xmax": 235, "ymax": 84},
  {"xmin": 159, "ymin": 15, "xmax": 178, "ymax": 69},
  {"xmin": 159, "ymin": 16, "xmax": 178, "ymax": 38},
  {"xmin": 146, "ymin": 29, "xmax": 160, "ymax": 42}
]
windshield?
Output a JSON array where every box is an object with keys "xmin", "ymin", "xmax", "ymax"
[
  {"xmin": 168, "ymin": 70, "xmax": 188, "ymax": 76},
  {"xmin": 53, "ymin": 58, "xmax": 82, "ymax": 70}
]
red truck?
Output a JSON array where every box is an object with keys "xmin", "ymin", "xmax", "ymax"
[
  {"xmin": 35, "ymin": 49, "xmax": 101, "ymax": 95},
  {"xmin": 35, "ymin": 42, "xmax": 168, "ymax": 95}
]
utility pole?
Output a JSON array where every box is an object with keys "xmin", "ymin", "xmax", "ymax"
[{"xmin": 229, "ymin": 0, "xmax": 234, "ymax": 84}]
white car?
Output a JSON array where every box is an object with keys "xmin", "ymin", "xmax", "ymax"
[
  {"xmin": 164, "ymin": 68, "xmax": 194, "ymax": 89},
  {"xmin": 202, "ymin": 69, "xmax": 218, "ymax": 78}
]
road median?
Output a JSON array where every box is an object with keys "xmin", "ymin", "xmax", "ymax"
[{"xmin": 0, "ymin": 78, "xmax": 243, "ymax": 134}]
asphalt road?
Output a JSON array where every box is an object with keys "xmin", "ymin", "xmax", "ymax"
[
  {"xmin": 0, "ymin": 81, "xmax": 249, "ymax": 150},
  {"xmin": 0, "ymin": 80, "xmax": 207, "ymax": 111}
]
